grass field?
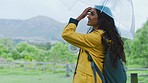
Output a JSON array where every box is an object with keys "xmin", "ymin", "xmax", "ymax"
[
  {"xmin": 0, "ymin": 68, "xmax": 147, "ymax": 83},
  {"xmin": 0, "ymin": 68, "xmax": 72, "ymax": 83}
]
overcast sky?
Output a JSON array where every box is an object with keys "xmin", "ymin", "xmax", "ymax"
[{"xmin": 0, "ymin": 0, "xmax": 147, "ymax": 30}]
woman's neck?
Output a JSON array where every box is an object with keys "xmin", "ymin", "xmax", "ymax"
[
  {"xmin": 93, "ymin": 27, "xmax": 99, "ymax": 30},
  {"xmin": 93, "ymin": 25, "xmax": 100, "ymax": 30}
]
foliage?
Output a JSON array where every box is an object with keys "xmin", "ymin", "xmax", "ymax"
[
  {"xmin": 0, "ymin": 38, "xmax": 15, "ymax": 58},
  {"xmin": 0, "ymin": 38, "xmax": 77, "ymax": 63},
  {"xmin": 124, "ymin": 20, "xmax": 148, "ymax": 68},
  {"xmin": 14, "ymin": 42, "xmax": 50, "ymax": 62},
  {"xmin": 31, "ymin": 42, "xmax": 52, "ymax": 50},
  {"xmin": 49, "ymin": 42, "xmax": 77, "ymax": 64}
]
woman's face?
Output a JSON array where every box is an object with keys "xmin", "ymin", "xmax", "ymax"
[{"xmin": 87, "ymin": 8, "xmax": 99, "ymax": 29}]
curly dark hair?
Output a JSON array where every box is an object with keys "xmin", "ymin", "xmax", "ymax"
[{"xmin": 96, "ymin": 9, "xmax": 126, "ymax": 67}]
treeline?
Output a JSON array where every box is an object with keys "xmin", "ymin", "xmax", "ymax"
[
  {"xmin": 0, "ymin": 20, "xmax": 147, "ymax": 68},
  {"xmin": 124, "ymin": 20, "xmax": 148, "ymax": 68},
  {"xmin": 0, "ymin": 39, "xmax": 77, "ymax": 64}
]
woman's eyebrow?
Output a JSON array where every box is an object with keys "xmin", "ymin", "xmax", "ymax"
[{"xmin": 90, "ymin": 11, "xmax": 95, "ymax": 15}]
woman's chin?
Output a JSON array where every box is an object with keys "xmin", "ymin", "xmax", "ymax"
[{"xmin": 87, "ymin": 22, "xmax": 91, "ymax": 26}]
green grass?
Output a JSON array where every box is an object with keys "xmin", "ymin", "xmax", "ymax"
[
  {"xmin": 0, "ymin": 68, "xmax": 72, "ymax": 83},
  {"xmin": 0, "ymin": 68, "xmax": 147, "ymax": 83}
]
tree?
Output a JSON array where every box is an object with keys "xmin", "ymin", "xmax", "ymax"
[
  {"xmin": 124, "ymin": 20, "xmax": 148, "ymax": 67},
  {"xmin": 49, "ymin": 42, "xmax": 77, "ymax": 64},
  {"xmin": 0, "ymin": 38, "xmax": 15, "ymax": 58},
  {"xmin": 31, "ymin": 42, "xmax": 52, "ymax": 50}
]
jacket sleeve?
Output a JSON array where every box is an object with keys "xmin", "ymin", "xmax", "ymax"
[{"xmin": 62, "ymin": 18, "xmax": 104, "ymax": 51}]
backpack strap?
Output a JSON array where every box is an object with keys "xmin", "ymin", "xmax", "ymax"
[{"xmin": 86, "ymin": 51, "xmax": 106, "ymax": 83}]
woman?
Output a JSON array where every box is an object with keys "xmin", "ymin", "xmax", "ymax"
[{"xmin": 62, "ymin": 5, "xmax": 126, "ymax": 83}]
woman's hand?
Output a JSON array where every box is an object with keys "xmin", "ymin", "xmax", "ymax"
[{"xmin": 76, "ymin": 7, "xmax": 92, "ymax": 21}]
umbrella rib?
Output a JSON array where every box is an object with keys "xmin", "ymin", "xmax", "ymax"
[
  {"xmin": 59, "ymin": 0, "xmax": 79, "ymax": 10},
  {"xmin": 116, "ymin": 0, "xmax": 122, "ymax": 30},
  {"xmin": 69, "ymin": 0, "xmax": 79, "ymax": 10},
  {"xmin": 101, "ymin": 0, "xmax": 108, "ymax": 12}
]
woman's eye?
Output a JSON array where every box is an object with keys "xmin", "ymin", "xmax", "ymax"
[{"xmin": 91, "ymin": 12, "xmax": 94, "ymax": 15}]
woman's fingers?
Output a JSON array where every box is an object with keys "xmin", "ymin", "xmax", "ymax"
[{"xmin": 76, "ymin": 7, "xmax": 92, "ymax": 21}]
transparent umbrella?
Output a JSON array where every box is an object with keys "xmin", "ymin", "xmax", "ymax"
[{"xmin": 60, "ymin": 0, "xmax": 135, "ymax": 39}]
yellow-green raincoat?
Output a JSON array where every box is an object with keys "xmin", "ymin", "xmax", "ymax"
[{"xmin": 62, "ymin": 18, "xmax": 105, "ymax": 83}]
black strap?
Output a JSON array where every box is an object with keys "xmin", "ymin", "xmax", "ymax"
[
  {"xmin": 88, "ymin": 54, "xmax": 97, "ymax": 83},
  {"xmin": 73, "ymin": 49, "xmax": 81, "ymax": 78},
  {"xmin": 87, "ymin": 51, "xmax": 106, "ymax": 83}
]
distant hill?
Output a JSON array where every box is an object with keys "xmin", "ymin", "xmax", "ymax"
[{"xmin": 0, "ymin": 16, "xmax": 89, "ymax": 43}]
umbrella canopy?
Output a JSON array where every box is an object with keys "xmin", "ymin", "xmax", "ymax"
[{"xmin": 60, "ymin": 0, "xmax": 135, "ymax": 39}]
